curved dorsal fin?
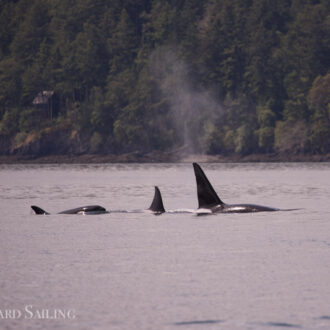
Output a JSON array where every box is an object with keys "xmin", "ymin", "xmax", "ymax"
[
  {"xmin": 31, "ymin": 205, "xmax": 49, "ymax": 215},
  {"xmin": 193, "ymin": 163, "xmax": 224, "ymax": 209},
  {"xmin": 148, "ymin": 186, "xmax": 165, "ymax": 214}
]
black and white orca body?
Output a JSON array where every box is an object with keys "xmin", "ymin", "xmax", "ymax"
[
  {"xmin": 193, "ymin": 163, "xmax": 278, "ymax": 213},
  {"xmin": 31, "ymin": 205, "xmax": 108, "ymax": 215}
]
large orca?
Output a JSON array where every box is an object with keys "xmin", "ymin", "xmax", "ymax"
[
  {"xmin": 31, "ymin": 205, "xmax": 108, "ymax": 215},
  {"xmin": 193, "ymin": 163, "xmax": 278, "ymax": 213}
]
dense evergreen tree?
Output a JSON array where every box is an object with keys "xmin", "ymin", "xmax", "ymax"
[{"xmin": 0, "ymin": 0, "xmax": 329, "ymax": 155}]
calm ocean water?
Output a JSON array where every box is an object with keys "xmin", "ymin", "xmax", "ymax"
[{"xmin": 0, "ymin": 163, "xmax": 330, "ymax": 330}]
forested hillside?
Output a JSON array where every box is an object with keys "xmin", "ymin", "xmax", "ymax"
[{"xmin": 0, "ymin": 0, "xmax": 329, "ymax": 157}]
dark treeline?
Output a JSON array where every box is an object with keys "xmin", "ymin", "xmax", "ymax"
[{"xmin": 0, "ymin": 0, "xmax": 329, "ymax": 157}]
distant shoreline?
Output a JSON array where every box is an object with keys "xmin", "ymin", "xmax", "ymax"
[{"xmin": 1, "ymin": 152, "xmax": 330, "ymax": 164}]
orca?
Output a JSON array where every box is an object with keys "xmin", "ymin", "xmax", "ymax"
[
  {"xmin": 148, "ymin": 186, "xmax": 197, "ymax": 214},
  {"xmin": 148, "ymin": 186, "xmax": 165, "ymax": 214},
  {"xmin": 31, "ymin": 205, "xmax": 108, "ymax": 215},
  {"xmin": 106, "ymin": 186, "xmax": 166, "ymax": 215},
  {"xmin": 193, "ymin": 162, "xmax": 278, "ymax": 213},
  {"xmin": 31, "ymin": 186, "xmax": 165, "ymax": 215}
]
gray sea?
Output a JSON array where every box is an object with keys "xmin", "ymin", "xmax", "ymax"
[{"xmin": 0, "ymin": 163, "xmax": 330, "ymax": 330}]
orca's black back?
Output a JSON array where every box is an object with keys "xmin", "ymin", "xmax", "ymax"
[{"xmin": 59, "ymin": 205, "xmax": 106, "ymax": 214}]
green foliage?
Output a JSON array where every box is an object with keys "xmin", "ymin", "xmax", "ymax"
[
  {"xmin": 89, "ymin": 87, "xmax": 109, "ymax": 136},
  {"xmin": 18, "ymin": 108, "xmax": 42, "ymax": 132},
  {"xmin": 10, "ymin": 0, "xmax": 51, "ymax": 65},
  {"xmin": 256, "ymin": 104, "xmax": 275, "ymax": 152},
  {"xmin": 14, "ymin": 131, "xmax": 28, "ymax": 147},
  {"xmin": 274, "ymin": 120, "xmax": 309, "ymax": 154},
  {"xmin": 235, "ymin": 124, "xmax": 257, "ymax": 155},
  {"xmin": 257, "ymin": 127, "xmax": 274, "ymax": 152},
  {"xmin": 89, "ymin": 131, "xmax": 103, "ymax": 153},
  {"xmin": 0, "ymin": 109, "xmax": 19, "ymax": 135},
  {"xmin": 0, "ymin": 0, "xmax": 329, "ymax": 155},
  {"xmin": 307, "ymin": 73, "xmax": 330, "ymax": 153},
  {"xmin": 257, "ymin": 105, "xmax": 275, "ymax": 128},
  {"xmin": 223, "ymin": 129, "xmax": 236, "ymax": 153},
  {"xmin": 0, "ymin": 57, "xmax": 22, "ymax": 109}
]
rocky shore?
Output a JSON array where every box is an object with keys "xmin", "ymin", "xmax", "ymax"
[{"xmin": 0, "ymin": 152, "xmax": 329, "ymax": 164}]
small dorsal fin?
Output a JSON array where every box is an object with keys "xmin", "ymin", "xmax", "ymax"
[
  {"xmin": 148, "ymin": 186, "xmax": 165, "ymax": 214},
  {"xmin": 31, "ymin": 205, "xmax": 49, "ymax": 215},
  {"xmin": 193, "ymin": 163, "xmax": 224, "ymax": 209}
]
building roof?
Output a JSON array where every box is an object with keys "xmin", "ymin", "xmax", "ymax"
[{"xmin": 32, "ymin": 91, "xmax": 54, "ymax": 105}]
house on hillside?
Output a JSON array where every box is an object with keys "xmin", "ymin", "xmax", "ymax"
[{"xmin": 32, "ymin": 90, "xmax": 59, "ymax": 119}]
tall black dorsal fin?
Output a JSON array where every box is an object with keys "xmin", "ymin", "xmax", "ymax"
[
  {"xmin": 31, "ymin": 205, "xmax": 49, "ymax": 215},
  {"xmin": 148, "ymin": 186, "xmax": 165, "ymax": 213},
  {"xmin": 193, "ymin": 163, "xmax": 224, "ymax": 209}
]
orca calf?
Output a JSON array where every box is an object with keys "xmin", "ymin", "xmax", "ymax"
[
  {"xmin": 31, "ymin": 205, "xmax": 108, "ymax": 215},
  {"xmin": 193, "ymin": 163, "xmax": 278, "ymax": 213}
]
